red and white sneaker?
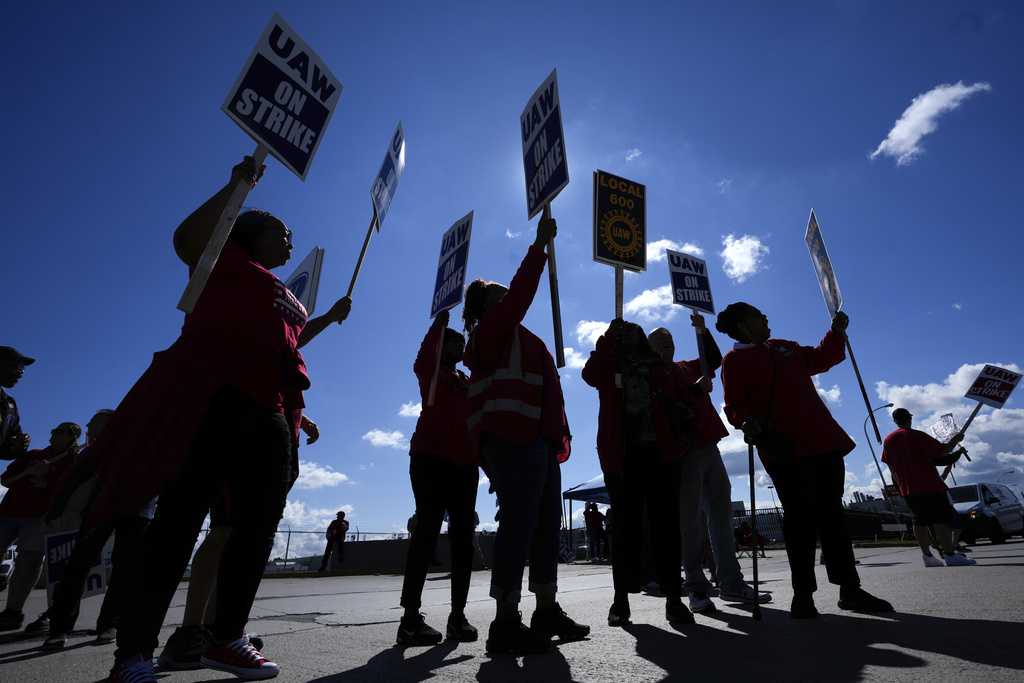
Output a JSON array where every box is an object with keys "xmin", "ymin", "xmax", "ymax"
[{"xmin": 201, "ymin": 637, "xmax": 280, "ymax": 680}]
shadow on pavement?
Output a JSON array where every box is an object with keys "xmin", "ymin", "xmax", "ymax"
[
  {"xmin": 623, "ymin": 605, "xmax": 1023, "ymax": 681},
  {"xmin": 307, "ymin": 640, "xmax": 472, "ymax": 682}
]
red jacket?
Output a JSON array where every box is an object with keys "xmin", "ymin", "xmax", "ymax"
[
  {"xmin": 464, "ymin": 245, "xmax": 570, "ymax": 462},
  {"xmin": 581, "ymin": 329, "xmax": 693, "ymax": 475},
  {"xmin": 0, "ymin": 446, "xmax": 76, "ymax": 518},
  {"xmin": 675, "ymin": 360, "xmax": 729, "ymax": 448},
  {"xmin": 409, "ymin": 322, "xmax": 475, "ymax": 465},
  {"xmin": 882, "ymin": 428, "xmax": 947, "ymax": 496},
  {"xmin": 721, "ymin": 329, "xmax": 854, "ymax": 459},
  {"xmin": 88, "ymin": 242, "xmax": 309, "ymax": 525}
]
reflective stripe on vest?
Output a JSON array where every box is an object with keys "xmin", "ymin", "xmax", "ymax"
[
  {"xmin": 467, "ymin": 399, "xmax": 543, "ymax": 429},
  {"xmin": 468, "ymin": 370, "xmax": 543, "ymax": 398},
  {"xmin": 467, "ymin": 329, "xmax": 546, "ymax": 430}
]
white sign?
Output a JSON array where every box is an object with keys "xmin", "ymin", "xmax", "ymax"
[
  {"xmin": 667, "ymin": 249, "xmax": 715, "ymax": 314},
  {"xmin": 370, "ymin": 123, "xmax": 406, "ymax": 229},
  {"xmin": 284, "ymin": 246, "xmax": 324, "ymax": 315},
  {"xmin": 521, "ymin": 70, "xmax": 569, "ymax": 218},
  {"xmin": 805, "ymin": 209, "xmax": 843, "ymax": 317},
  {"xmin": 929, "ymin": 413, "xmax": 959, "ymax": 443},
  {"xmin": 222, "ymin": 14, "xmax": 342, "ymax": 180},
  {"xmin": 965, "ymin": 364, "xmax": 1022, "ymax": 409},
  {"xmin": 431, "ymin": 212, "xmax": 473, "ymax": 318}
]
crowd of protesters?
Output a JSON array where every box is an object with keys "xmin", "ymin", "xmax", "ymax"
[{"xmin": 0, "ymin": 157, "xmax": 978, "ymax": 681}]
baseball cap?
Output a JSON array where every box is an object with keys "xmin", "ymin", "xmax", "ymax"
[
  {"xmin": 0, "ymin": 347, "xmax": 35, "ymax": 366},
  {"xmin": 892, "ymin": 408, "xmax": 912, "ymax": 422}
]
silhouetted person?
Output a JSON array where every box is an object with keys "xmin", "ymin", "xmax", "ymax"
[
  {"xmin": 717, "ymin": 302, "xmax": 893, "ymax": 618},
  {"xmin": 583, "ymin": 502, "xmax": 605, "ymax": 561},
  {"xmin": 0, "ymin": 347, "xmax": 33, "ymax": 461},
  {"xmin": 321, "ymin": 510, "xmax": 350, "ymax": 572}
]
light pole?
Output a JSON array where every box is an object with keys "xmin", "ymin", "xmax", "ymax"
[{"xmin": 864, "ymin": 402, "xmax": 894, "ymax": 492}]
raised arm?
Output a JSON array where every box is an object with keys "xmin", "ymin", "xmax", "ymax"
[
  {"xmin": 297, "ymin": 296, "xmax": 353, "ymax": 349},
  {"xmin": 581, "ymin": 321, "xmax": 623, "ymax": 389},
  {"xmin": 173, "ymin": 156, "xmax": 266, "ymax": 268},
  {"xmin": 797, "ymin": 312, "xmax": 849, "ymax": 376}
]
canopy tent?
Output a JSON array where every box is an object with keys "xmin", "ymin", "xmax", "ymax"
[{"xmin": 563, "ymin": 475, "xmax": 609, "ymax": 505}]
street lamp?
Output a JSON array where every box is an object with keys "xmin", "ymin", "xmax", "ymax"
[{"xmin": 864, "ymin": 402, "xmax": 894, "ymax": 492}]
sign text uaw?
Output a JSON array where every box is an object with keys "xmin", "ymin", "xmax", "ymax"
[{"xmin": 593, "ymin": 170, "xmax": 646, "ymax": 271}]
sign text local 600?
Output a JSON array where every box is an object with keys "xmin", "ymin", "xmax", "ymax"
[
  {"xmin": 593, "ymin": 170, "xmax": 645, "ymax": 272},
  {"xmin": 223, "ymin": 14, "xmax": 342, "ymax": 180},
  {"xmin": 431, "ymin": 212, "xmax": 474, "ymax": 318},
  {"xmin": 521, "ymin": 70, "xmax": 568, "ymax": 218}
]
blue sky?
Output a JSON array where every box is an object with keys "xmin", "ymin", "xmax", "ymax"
[{"xmin": 3, "ymin": 1, "xmax": 1023, "ymax": 553}]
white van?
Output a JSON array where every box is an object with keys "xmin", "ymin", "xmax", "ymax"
[{"xmin": 948, "ymin": 482, "xmax": 1024, "ymax": 544}]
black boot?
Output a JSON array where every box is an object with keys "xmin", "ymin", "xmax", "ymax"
[
  {"xmin": 446, "ymin": 611, "xmax": 478, "ymax": 642},
  {"xmin": 530, "ymin": 604, "xmax": 591, "ymax": 642},
  {"xmin": 486, "ymin": 613, "xmax": 551, "ymax": 655},
  {"xmin": 396, "ymin": 612, "xmax": 443, "ymax": 646},
  {"xmin": 838, "ymin": 586, "xmax": 893, "ymax": 613},
  {"xmin": 790, "ymin": 592, "xmax": 819, "ymax": 619}
]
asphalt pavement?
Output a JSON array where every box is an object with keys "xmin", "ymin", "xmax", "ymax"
[{"xmin": 1, "ymin": 540, "xmax": 1022, "ymax": 682}]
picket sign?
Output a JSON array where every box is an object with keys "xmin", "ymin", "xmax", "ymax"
[
  {"xmin": 666, "ymin": 249, "xmax": 715, "ymax": 377},
  {"xmin": 426, "ymin": 212, "xmax": 474, "ymax": 406},
  {"xmin": 284, "ymin": 246, "xmax": 325, "ymax": 315},
  {"xmin": 179, "ymin": 14, "xmax": 342, "ymax": 313},
  {"xmin": 521, "ymin": 70, "xmax": 569, "ymax": 368},
  {"xmin": 45, "ymin": 531, "xmax": 111, "ymax": 606},
  {"xmin": 804, "ymin": 209, "xmax": 882, "ymax": 443},
  {"xmin": 941, "ymin": 365, "xmax": 1022, "ymax": 480},
  {"xmin": 593, "ymin": 170, "xmax": 646, "ymax": 317}
]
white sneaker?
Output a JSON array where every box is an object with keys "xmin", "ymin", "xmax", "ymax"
[
  {"xmin": 943, "ymin": 553, "xmax": 976, "ymax": 567},
  {"xmin": 922, "ymin": 554, "xmax": 945, "ymax": 568},
  {"xmin": 688, "ymin": 593, "xmax": 716, "ymax": 614}
]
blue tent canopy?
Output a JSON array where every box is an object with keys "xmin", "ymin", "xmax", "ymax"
[{"xmin": 563, "ymin": 475, "xmax": 608, "ymax": 505}]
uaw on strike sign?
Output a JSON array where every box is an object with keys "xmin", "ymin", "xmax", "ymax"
[
  {"xmin": 370, "ymin": 123, "xmax": 406, "ymax": 229},
  {"xmin": 521, "ymin": 70, "xmax": 568, "ymax": 218},
  {"xmin": 965, "ymin": 364, "xmax": 1022, "ymax": 409},
  {"xmin": 593, "ymin": 170, "xmax": 646, "ymax": 272},
  {"xmin": 223, "ymin": 14, "xmax": 341, "ymax": 180},
  {"xmin": 431, "ymin": 212, "xmax": 474, "ymax": 318},
  {"xmin": 667, "ymin": 250, "xmax": 715, "ymax": 315}
]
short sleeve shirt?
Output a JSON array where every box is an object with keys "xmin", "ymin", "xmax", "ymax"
[{"xmin": 881, "ymin": 428, "xmax": 947, "ymax": 496}]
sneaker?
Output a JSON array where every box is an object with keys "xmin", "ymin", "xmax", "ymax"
[
  {"xmin": 24, "ymin": 613, "xmax": 49, "ymax": 634},
  {"xmin": 109, "ymin": 655, "xmax": 157, "ymax": 683},
  {"xmin": 607, "ymin": 601, "xmax": 630, "ymax": 627},
  {"xmin": 790, "ymin": 593, "xmax": 819, "ymax": 619},
  {"xmin": 688, "ymin": 592, "xmax": 716, "ymax": 614},
  {"xmin": 42, "ymin": 633, "xmax": 67, "ymax": 650},
  {"xmin": 201, "ymin": 637, "xmax": 280, "ymax": 680},
  {"xmin": 396, "ymin": 613, "xmax": 443, "ymax": 646},
  {"xmin": 922, "ymin": 554, "xmax": 945, "ymax": 568},
  {"xmin": 157, "ymin": 625, "xmax": 211, "ymax": 670},
  {"xmin": 530, "ymin": 604, "xmax": 591, "ymax": 642},
  {"xmin": 486, "ymin": 614, "xmax": 551, "ymax": 655},
  {"xmin": 247, "ymin": 633, "xmax": 264, "ymax": 651},
  {"xmin": 95, "ymin": 627, "xmax": 117, "ymax": 644},
  {"xmin": 0, "ymin": 609, "xmax": 24, "ymax": 631},
  {"xmin": 838, "ymin": 587, "xmax": 894, "ymax": 613},
  {"xmin": 720, "ymin": 583, "xmax": 772, "ymax": 604},
  {"xmin": 643, "ymin": 581, "xmax": 665, "ymax": 598},
  {"xmin": 665, "ymin": 598, "xmax": 695, "ymax": 625},
  {"xmin": 943, "ymin": 553, "xmax": 977, "ymax": 567},
  {"xmin": 446, "ymin": 612, "xmax": 478, "ymax": 642}
]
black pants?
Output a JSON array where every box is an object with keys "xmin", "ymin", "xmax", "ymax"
[
  {"xmin": 605, "ymin": 447, "xmax": 683, "ymax": 600},
  {"xmin": 116, "ymin": 389, "xmax": 292, "ymax": 659},
  {"xmin": 49, "ymin": 515, "xmax": 149, "ymax": 635},
  {"xmin": 763, "ymin": 453, "xmax": 859, "ymax": 594},
  {"xmin": 400, "ymin": 455, "xmax": 478, "ymax": 611},
  {"xmin": 587, "ymin": 527, "xmax": 603, "ymax": 559}
]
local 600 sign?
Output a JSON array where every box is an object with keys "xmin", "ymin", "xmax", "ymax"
[
  {"xmin": 521, "ymin": 70, "xmax": 568, "ymax": 218},
  {"xmin": 223, "ymin": 14, "xmax": 342, "ymax": 179},
  {"xmin": 593, "ymin": 170, "xmax": 645, "ymax": 272},
  {"xmin": 431, "ymin": 212, "xmax": 474, "ymax": 318}
]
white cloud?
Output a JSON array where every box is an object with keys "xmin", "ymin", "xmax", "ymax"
[
  {"xmin": 952, "ymin": 303, "xmax": 963, "ymax": 311},
  {"xmin": 646, "ymin": 238, "xmax": 704, "ymax": 263},
  {"xmin": 720, "ymin": 234, "xmax": 769, "ymax": 283},
  {"xmin": 870, "ymin": 81, "xmax": 991, "ymax": 166},
  {"xmin": 362, "ymin": 429, "xmax": 409, "ymax": 450},
  {"xmin": 575, "ymin": 320, "xmax": 610, "ymax": 349},
  {"xmin": 293, "ymin": 460, "xmax": 350, "ymax": 489},
  {"xmin": 716, "ymin": 178, "xmax": 733, "ymax": 194},
  {"xmin": 624, "ymin": 285, "xmax": 678, "ymax": 323},
  {"xmin": 398, "ymin": 401, "xmax": 422, "ymax": 418},
  {"xmin": 625, "ymin": 148, "xmax": 643, "ymax": 162},
  {"xmin": 563, "ymin": 347, "xmax": 587, "ymax": 370},
  {"xmin": 813, "ymin": 376, "xmax": 842, "ymax": 405},
  {"xmin": 505, "ymin": 228, "xmax": 522, "ymax": 239}
]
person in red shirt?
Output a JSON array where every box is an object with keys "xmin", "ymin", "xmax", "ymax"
[
  {"xmin": 716, "ymin": 302, "xmax": 893, "ymax": 618},
  {"xmin": 319, "ymin": 508, "xmax": 350, "ymax": 573},
  {"xmin": 462, "ymin": 214, "xmax": 588, "ymax": 655},
  {"xmin": 98, "ymin": 156, "xmax": 354, "ymax": 683},
  {"xmin": 583, "ymin": 502, "xmax": 605, "ymax": 561},
  {"xmin": 882, "ymin": 408, "xmax": 973, "ymax": 567},
  {"xmin": 582, "ymin": 319, "xmax": 695, "ymax": 627},
  {"xmin": 649, "ymin": 313, "xmax": 770, "ymax": 615},
  {"xmin": 396, "ymin": 310, "xmax": 480, "ymax": 646},
  {"xmin": 0, "ymin": 421, "xmax": 81, "ymax": 630}
]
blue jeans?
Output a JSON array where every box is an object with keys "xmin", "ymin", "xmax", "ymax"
[{"xmin": 481, "ymin": 436, "xmax": 560, "ymax": 603}]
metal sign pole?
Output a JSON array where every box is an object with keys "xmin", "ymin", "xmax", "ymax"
[
  {"xmin": 614, "ymin": 266, "xmax": 623, "ymax": 319},
  {"xmin": 543, "ymin": 203, "xmax": 566, "ymax": 368},
  {"xmin": 846, "ymin": 337, "xmax": 882, "ymax": 443},
  {"xmin": 345, "ymin": 211, "xmax": 379, "ymax": 299}
]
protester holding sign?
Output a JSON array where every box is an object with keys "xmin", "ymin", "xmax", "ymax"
[
  {"xmin": 882, "ymin": 408, "xmax": 974, "ymax": 568},
  {"xmin": 462, "ymin": 215, "xmax": 588, "ymax": 654},
  {"xmin": 93, "ymin": 156, "xmax": 353, "ymax": 683},
  {"xmin": 716, "ymin": 302, "xmax": 893, "ymax": 619},
  {"xmin": 396, "ymin": 310, "xmax": 479, "ymax": 646},
  {"xmin": 582, "ymin": 319, "xmax": 695, "ymax": 627}
]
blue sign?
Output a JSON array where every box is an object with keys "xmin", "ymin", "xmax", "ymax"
[
  {"xmin": 667, "ymin": 250, "xmax": 715, "ymax": 315},
  {"xmin": 284, "ymin": 246, "xmax": 324, "ymax": 315},
  {"xmin": 521, "ymin": 70, "xmax": 569, "ymax": 219},
  {"xmin": 804, "ymin": 209, "xmax": 843, "ymax": 317},
  {"xmin": 370, "ymin": 122, "xmax": 406, "ymax": 229},
  {"xmin": 431, "ymin": 211, "xmax": 474, "ymax": 318}
]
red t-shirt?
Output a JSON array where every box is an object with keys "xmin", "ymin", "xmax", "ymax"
[
  {"xmin": 881, "ymin": 428, "xmax": 946, "ymax": 496},
  {"xmin": 0, "ymin": 447, "xmax": 75, "ymax": 518},
  {"xmin": 676, "ymin": 360, "xmax": 729, "ymax": 448}
]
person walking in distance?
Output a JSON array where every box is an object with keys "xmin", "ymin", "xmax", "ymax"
[
  {"xmin": 396, "ymin": 310, "xmax": 479, "ymax": 646},
  {"xmin": 462, "ymin": 212, "xmax": 589, "ymax": 655},
  {"xmin": 716, "ymin": 303, "xmax": 893, "ymax": 619},
  {"xmin": 882, "ymin": 408, "xmax": 974, "ymax": 567},
  {"xmin": 582, "ymin": 319, "xmax": 696, "ymax": 627},
  {"xmin": 583, "ymin": 503, "xmax": 605, "ymax": 561},
  {"xmin": 653, "ymin": 313, "xmax": 770, "ymax": 615},
  {"xmin": 92, "ymin": 155, "xmax": 354, "ymax": 683},
  {"xmin": 320, "ymin": 509, "xmax": 350, "ymax": 572}
]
